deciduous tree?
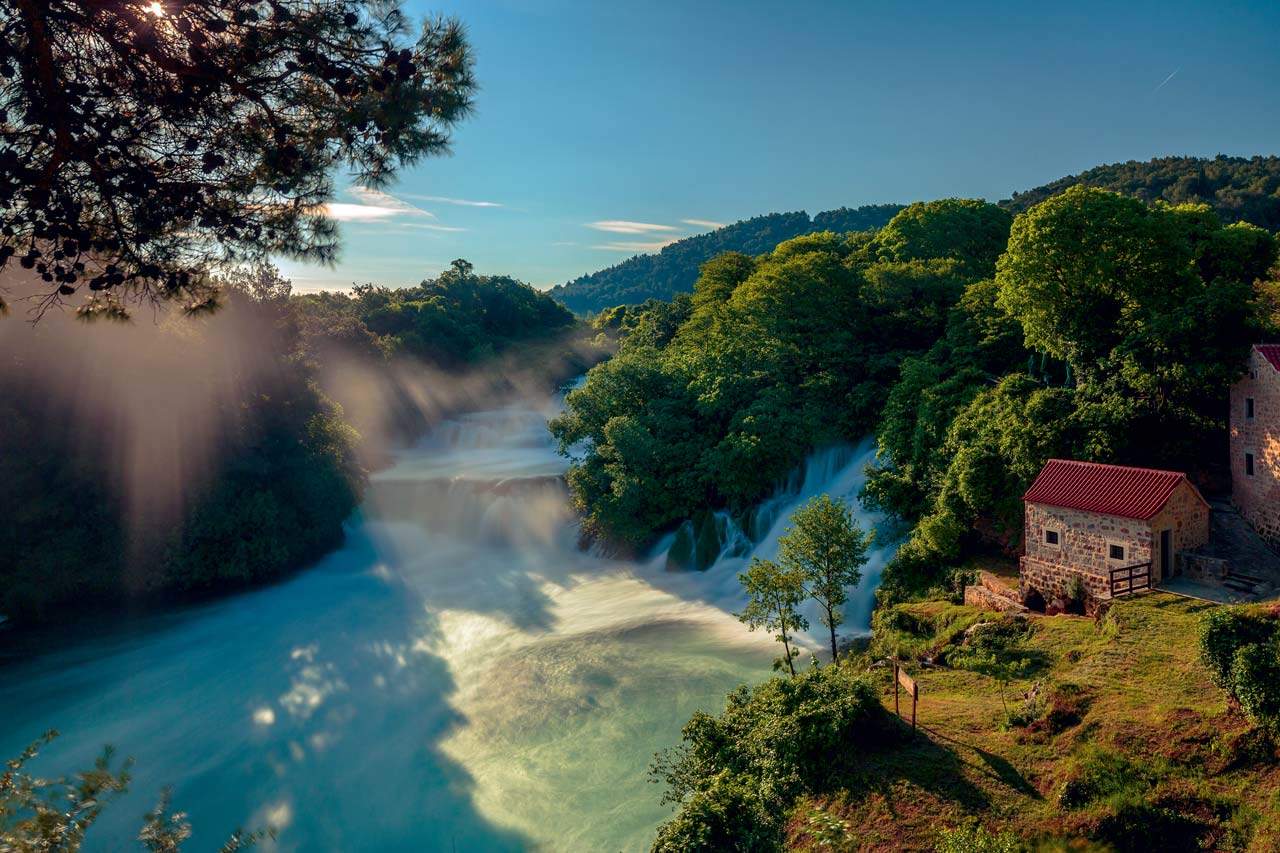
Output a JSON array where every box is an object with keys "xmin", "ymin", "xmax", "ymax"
[
  {"xmin": 777, "ymin": 494, "xmax": 872, "ymax": 663},
  {"xmin": 736, "ymin": 557, "xmax": 809, "ymax": 677}
]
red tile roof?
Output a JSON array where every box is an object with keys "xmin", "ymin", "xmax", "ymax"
[
  {"xmin": 1023, "ymin": 459, "xmax": 1205, "ymax": 521},
  {"xmin": 1256, "ymin": 344, "xmax": 1280, "ymax": 372}
]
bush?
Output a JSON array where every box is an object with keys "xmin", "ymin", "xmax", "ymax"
[
  {"xmin": 1197, "ymin": 607, "xmax": 1278, "ymax": 688},
  {"xmin": 1057, "ymin": 747, "xmax": 1157, "ymax": 810},
  {"xmin": 650, "ymin": 665, "xmax": 890, "ymax": 851},
  {"xmin": 1091, "ymin": 799, "xmax": 1207, "ymax": 853},
  {"xmin": 650, "ymin": 771, "xmax": 777, "ymax": 853},
  {"xmin": 1197, "ymin": 606, "xmax": 1280, "ymax": 732},
  {"xmin": 935, "ymin": 823, "xmax": 1023, "ymax": 853},
  {"xmin": 1066, "ymin": 574, "xmax": 1086, "ymax": 611},
  {"xmin": 1231, "ymin": 639, "xmax": 1280, "ymax": 729}
]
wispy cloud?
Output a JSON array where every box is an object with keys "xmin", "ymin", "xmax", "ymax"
[
  {"xmin": 1153, "ymin": 68, "xmax": 1179, "ymax": 93},
  {"xmin": 402, "ymin": 193, "xmax": 504, "ymax": 208},
  {"xmin": 402, "ymin": 222, "xmax": 467, "ymax": 232},
  {"xmin": 321, "ymin": 187, "xmax": 438, "ymax": 222},
  {"xmin": 682, "ymin": 218, "xmax": 726, "ymax": 229},
  {"xmin": 586, "ymin": 220, "xmax": 679, "ymax": 234},
  {"xmin": 592, "ymin": 239, "xmax": 678, "ymax": 252}
]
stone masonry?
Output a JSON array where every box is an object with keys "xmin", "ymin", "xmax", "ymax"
[
  {"xmin": 1230, "ymin": 346, "xmax": 1280, "ymax": 547},
  {"xmin": 1019, "ymin": 481, "xmax": 1209, "ymax": 606}
]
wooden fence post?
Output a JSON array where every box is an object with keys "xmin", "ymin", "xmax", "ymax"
[
  {"xmin": 895, "ymin": 664, "xmax": 918, "ymax": 732},
  {"xmin": 893, "ymin": 662, "xmax": 900, "ymax": 717}
]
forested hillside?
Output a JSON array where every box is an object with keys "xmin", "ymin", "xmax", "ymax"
[
  {"xmin": 554, "ymin": 157, "xmax": 1280, "ymax": 318},
  {"xmin": 554, "ymin": 191, "xmax": 1280, "ymax": 605},
  {"xmin": 548, "ymin": 206, "xmax": 904, "ymax": 314},
  {"xmin": 1002, "ymin": 155, "xmax": 1280, "ymax": 230}
]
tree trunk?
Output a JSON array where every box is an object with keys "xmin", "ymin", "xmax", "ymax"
[
  {"xmin": 828, "ymin": 612, "xmax": 839, "ymax": 665},
  {"xmin": 781, "ymin": 626, "xmax": 796, "ymax": 677}
]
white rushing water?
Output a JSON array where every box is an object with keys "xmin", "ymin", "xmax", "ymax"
[{"xmin": 0, "ymin": 385, "xmax": 894, "ymax": 852}]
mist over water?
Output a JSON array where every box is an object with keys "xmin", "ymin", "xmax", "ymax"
[{"xmin": 0, "ymin": 384, "xmax": 893, "ymax": 852}]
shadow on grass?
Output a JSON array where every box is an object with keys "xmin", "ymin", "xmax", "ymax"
[
  {"xmin": 833, "ymin": 718, "xmax": 995, "ymax": 817},
  {"xmin": 919, "ymin": 724, "xmax": 1043, "ymax": 801}
]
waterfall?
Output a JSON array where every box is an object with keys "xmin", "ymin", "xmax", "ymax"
[{"xmin": 648, "ymin": 438, "xmax": 897, "ymax": 638}]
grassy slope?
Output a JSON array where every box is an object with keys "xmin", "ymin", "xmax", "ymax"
[{"xmin": 787, "ymin": 593, "xmax": 1280, "ymax": 852}]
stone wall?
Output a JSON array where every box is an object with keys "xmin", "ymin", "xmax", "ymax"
[
  {"xmin": 964, "ymin": 584, "xmax": 1027, "ymax": 613},
  {"xmin": 1148, "ymin": 481, "xmax": 1211, "ymax": 581},
  {"xmin": 1230, "ymin": 347, "xmax": 1280, "ymax": 547},
  {"xmin": 1181, "ymin": 552, "xmax": 1229, "ymax": 583},
  {"xmin": 1024, "ymin": 502, "xmax": 1153, "ymax": 579},
  {"xmin": 1019, "ymin": 554, "xmax": 1112, "ymax": 604}
]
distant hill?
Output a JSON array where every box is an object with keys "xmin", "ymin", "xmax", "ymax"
[
  {"xmin": 548, "ymin": 205, "xmax": 904, "ymax": 314},
  {"xmin": 1000, "ymin": 155, "xmax": 1280, "ymax": 229},
  {"xmin": 553, "ymin": 156, "xmax": 1280, "ymax": 315}
]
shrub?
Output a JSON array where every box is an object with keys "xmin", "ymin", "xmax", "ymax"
[
  {"xmin": 650, "ymin": 771, "xmax": 777, "ymax": 853},
  {"xmin": 1197, "ymin": 608, "xmax": 1277, "ymax": 689},
  {"xmin": 1091, "ymin": 799, "xmax": 1207, "ymax": 853},
  {"xmin": 1005, "ymin": 681, "xmax": 1046, "ymax": 729},
  {"xmin": 1057, "ymin": 747, "xmax": 1157, "ymax": 810},
  {"xmin": 1197, "ymin": 606, "xmax": 1280, "ymax": 732},
  {"xmin": 935, "ymin": 823, "xmax": 1023, "ymax": 853},
  {"xmin": 650, "ymin": 665, "xmax": 890, "ymax": 851},
  {"xmin": 801, "ymin": 804, "xmax": 853, "ymax": 850},
  {"xmin": 1231, "ymin": 639, "xmax": 1280, "ymax": 730},
  {"xmin": 1066, "ymin": 574, "xmax": 1086, "ymax": 612}
]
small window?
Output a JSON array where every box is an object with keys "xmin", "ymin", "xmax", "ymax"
[
  {"xmin": 1246, "ymin": 397, "xmax": 1255, "ymax": 420},
  {"xmin": 1109, "ymin": 544, "xmax": 1126, "ymax": 561},
  {"xmin": 1246, "ymin": 452, "xmax": 1256, "ymax": 477},
  {"xmin": 1044, "ymin": 529, "xmax": 1060, "ymax": 546}
]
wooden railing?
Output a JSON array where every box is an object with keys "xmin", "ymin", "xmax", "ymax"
[{"xmin": 1109, "ymin": 561, "xmax": 1152, "ymax": 598}]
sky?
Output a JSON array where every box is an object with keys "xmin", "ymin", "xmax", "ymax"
[{"xmin": 278, "ymin": 0, "xmax": 1280, "ymax": 292}]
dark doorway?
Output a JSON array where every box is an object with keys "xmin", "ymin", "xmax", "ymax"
[{"xmin": 1160, "ymin": 529, "xmax": 1173, "ymax": 580}]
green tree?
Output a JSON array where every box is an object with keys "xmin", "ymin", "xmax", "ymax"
[
  {"xmin": 996, "ymin": 186, "xmax": 1276, "ymax": 381},
  {"xmin": 649, "ymin": 666, "xmax": 887, "ymax": 851},
  {"xmin": 873, "ymin": 198, "xmax": 1013, "ymax": 277},
  {"xmin": 0, "ymin": 1, "xmax": 475, "ymax": 317},
  {"xmin": 777, "ymin": 495, "xmax": 873, "ymax": 663},
  {"xmin": 736, "ymin": 558, "xmax": 809, "ymax": 677}
]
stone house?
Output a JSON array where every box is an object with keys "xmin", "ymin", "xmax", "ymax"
[
  {"xmin": 1230, "ymin": 345, "xmax": 1280, "ymax": 547},
  {"xmin": 1019, "ymin": 459, "xmax": 1210, "ymax": 608}
]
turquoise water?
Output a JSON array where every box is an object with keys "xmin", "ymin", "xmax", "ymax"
[{"xmin": 0, "ymin": 391, "xmax": 890, "ymax": 851}]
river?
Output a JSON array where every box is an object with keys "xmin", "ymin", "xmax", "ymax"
[{"xmin": 0, "ymin": 385, "xmax": 893, "ymax": 852}]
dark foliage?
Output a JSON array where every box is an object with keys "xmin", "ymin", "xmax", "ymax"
[
  {"xmin": 0, "ymin": 273, "xmax": 364, "ymax": 624},
  {"xmin": 1001, "ymin": 155, "xmax": 1280, "ymax": 230},
  {"xmin": 871, "ymin": 188, "xmax": 1278, "ymax": 602},
  {"xmin": 649, "ymin": 665, "xmax": 890, "ymax": 852},
  {"xmin": 550, "ymin": 206, "xmax": 904, "ymax": 314},
  {"xmin": 301, "ymin": 258, "xmax": 575, "ymax": 366},
  {"xmin": 0, "ymin": 259, "xmax": 580, "ymax": 626},
  {"xmin": 0, "ymin": 0, "xmax": 474, "ymax": 317}
]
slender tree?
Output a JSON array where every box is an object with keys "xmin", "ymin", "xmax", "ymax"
[
  {"xmin": 778, "ymin": 494, "xmax": 872, "ymax": 663},
  {"xmin": 736, "ymin": 557, "xmax": 809, "ymax": 677},
  {"xmin": 0, "ymin": 0, "xmax": 475, "ymax": 319}
]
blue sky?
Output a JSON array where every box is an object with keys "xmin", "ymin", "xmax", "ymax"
[{"xmin": 278, "ymin": 0, "xmax": 1280, "ymax": 292}]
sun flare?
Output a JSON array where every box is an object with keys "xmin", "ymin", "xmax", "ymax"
[{"xmin": 143, "ymin": 1, "xmax": 165, "ymax": 16}]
